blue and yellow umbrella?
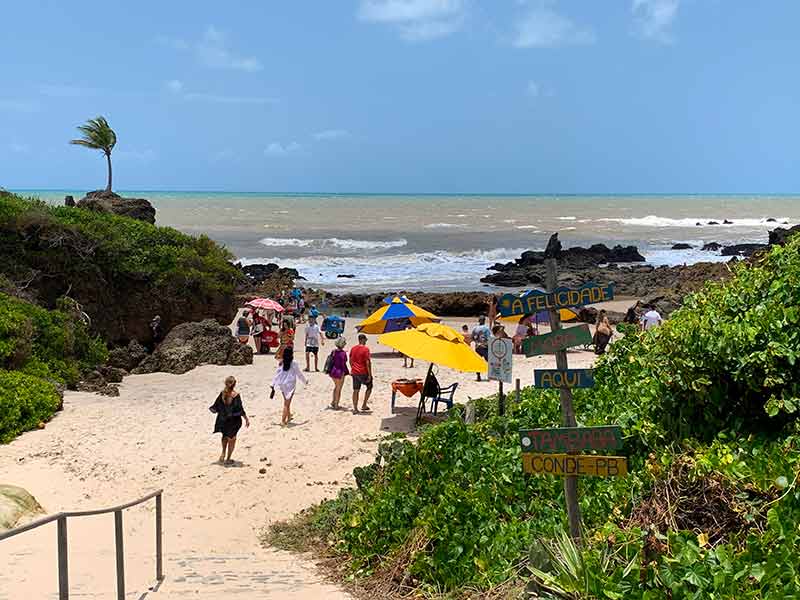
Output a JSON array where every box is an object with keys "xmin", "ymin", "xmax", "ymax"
[{"xmin": 357, "ymin": 297, "xmax": 441, "ymax": 334}]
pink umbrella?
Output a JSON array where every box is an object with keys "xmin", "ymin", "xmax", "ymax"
[{"xmin": 246, "ymin": 298, "xmax": 285, "ymax": 312}]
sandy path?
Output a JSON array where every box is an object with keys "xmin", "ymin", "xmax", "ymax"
[{"xmin": 0, "ymin": 316, "xmax": 603, "ymax": 599}]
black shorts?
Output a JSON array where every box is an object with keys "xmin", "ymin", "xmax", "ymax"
[
  {"xmin": 352, "ymin": 374, "xmax": 373, "ymax": 391},
  {"xmin": 306, "ymin": 346, "xmax": 319, "ymax": 355},
  {"xmin": 476, "ymin": 346, "xmax": 489, "ymax": 359}
]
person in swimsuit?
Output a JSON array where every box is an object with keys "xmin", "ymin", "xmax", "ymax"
[
  {"xmin": 209, "ymin": 376, "xmax": 250, "ymax": 465},
  {"xmin": 236, "ymin": 310, "xmax": 252, "ymax": 345},
  {"xmin": 272, "ymin": 347, "xmax": 308, "ymax": 426},
  {"xmin": 275, "ymin": 317, "xmax": 295, "ymax": 364}
]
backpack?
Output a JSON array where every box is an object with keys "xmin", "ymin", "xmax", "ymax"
[
  {"xmin": 422, "ymin": 370, "xmax": 441, "ymax": 399},
  {"xmin": 323, "ymin": 350, "xmax": 335, "ymax": 375}
]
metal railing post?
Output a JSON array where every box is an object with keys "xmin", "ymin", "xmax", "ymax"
[
  {"xmin": 57, "ymin": 516, "xmax": 69, "ymax": 600},
  {"xmin": 155, "ymin": 493, "xmax": 163, "ymax": 581},
  {"xmin": 114, "ymin": 510, "xmax": 125, "ymax": 600}
]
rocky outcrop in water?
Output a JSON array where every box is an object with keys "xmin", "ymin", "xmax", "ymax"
[
  {"xmin": 721, "ymin": 243, "xmax": 768, "ymax": 257},
  {"xmin": 134, "ymin": 319, "xmax": 253, "ymax": 375},
  {"xmin": 239, "ymin": 263, "xmax": 302, "ymax": 285},
  {"xmin": 76, "ymin": 190, "xmax": 156, "ymax": 224},
  {"xmin": 768, "ymin": 224, "xmax": 800, "ymax": 247}
]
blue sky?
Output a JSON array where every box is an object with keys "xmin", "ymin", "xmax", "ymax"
[{"xmin": 2, "ymin": 1, "xmax": 799, "ymax": 193}]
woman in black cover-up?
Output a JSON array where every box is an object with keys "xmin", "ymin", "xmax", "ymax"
[{"xmin": 209, "ymin": 376, "xmax": 250, "ymax": 465}]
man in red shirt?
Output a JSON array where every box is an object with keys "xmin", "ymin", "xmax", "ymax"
[{"xmin": 349, "ymin": 333, "xmax": 373, "ymax": 413}]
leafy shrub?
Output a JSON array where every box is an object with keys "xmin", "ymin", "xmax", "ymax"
[
  {"xmin": 281, "ymin": 235, "xmax": 800, "ymax": 595},
  {"xmin": 0, "ymin": 370, "xmax": 61, "ymax": 443}
]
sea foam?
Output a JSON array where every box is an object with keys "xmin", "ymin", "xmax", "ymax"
[{"xmin": 258, "ymin": 237, "xmax": 408, "ymax": 251}]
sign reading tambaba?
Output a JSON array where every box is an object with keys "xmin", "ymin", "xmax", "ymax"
[
  {"xmin": 524, "ymin": 324, "xmax": 592, "ymax": 356},
  {"xmin": 498, "ymin": 282, "xmax": 614, "ymax": 318},
  {"xmin": 534, "ymin": 368, "xmax": 595, "ymax": 389},
  {"xmin": 522, "ymin": 453, "xmax": 628, "ymax": 477},
  {"xmin": 520, "ymin": 426, "xmax": 622, "ymax": 453}
]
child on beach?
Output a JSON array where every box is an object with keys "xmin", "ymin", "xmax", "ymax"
[
  {"xmin": 275, "ymin": 318, "xmax": 295, "ymax": 364},
  {"xmin": 272, "ymin": 347, "xmax": 307, "ymax": 426},
  {"xmin": 209, "ymin": 376, "xmax": 250, "ymax": 465},
  {"xmin": 327, "ymin": 337, "xmax": 349, "ymax": 409}
]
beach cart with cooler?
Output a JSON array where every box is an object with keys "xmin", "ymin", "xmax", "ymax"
[{"xmin": 322, "ymin": 315, "xmax": 346, "ymax": 339}]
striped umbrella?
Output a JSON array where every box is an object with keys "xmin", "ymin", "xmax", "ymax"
[{"xmin": 357, "ymin": 298, "xmax": 440, "ymax": 334}]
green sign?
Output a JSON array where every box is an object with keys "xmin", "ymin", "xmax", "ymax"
[
  {"xmin": 519, "ymin": 426, "xmax": 622, "ymax": 453},
  {"xmin": 534, "ymin": 368, "xmax": 595, "ymax": 389},
  {"xmin": 524, "ymin": 324, "xmax": 592, "ymax": 356},
  {"xmin": 498, "ymin": 282, "xmax": 614, "ymax": 317}
]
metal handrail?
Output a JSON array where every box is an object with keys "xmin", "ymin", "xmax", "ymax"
[{"xmin": 0, "ymin": 489, "xmax": 164, "ymax": 599}]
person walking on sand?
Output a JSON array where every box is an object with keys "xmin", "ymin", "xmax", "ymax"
[
  {"xmin": 275, "ymin": 317, "xmax": 295, "ymax": 364},
  {"xmin": 209, "ymin": 376, "xmax": 250, "ymax": 465},
  {"xmin": 350, "ymin": 334, "xmax": 373, "ymax": 414},
  {"xmin": 272, "ymin": 347, "xmax": 307, "ymax": 426},
  {"xmin": 304, "ymin": 316, "xmax": 323, "ymax": 371},
  {"xmin": 640, "ymin": 305, "xmax": 663, "ymax": 331},
  {"xmin": 471, "ymin": 316, "xmax": 491, "ymax": 381},
  {"xmin": 328, "ymin": 337, "xmax": 349, "ymax": 410},
  {"xmin": 236, "ymin": 310, "xmax": 252, "ymax": 345}
]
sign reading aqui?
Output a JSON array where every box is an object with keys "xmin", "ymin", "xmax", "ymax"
[{"xmin": 534, "ymin": 368, "xmax": 595, "ymax": 389}]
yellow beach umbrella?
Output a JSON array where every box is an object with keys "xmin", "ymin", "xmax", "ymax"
[
  {"xmin": 357, "ymin": 297, "xmax": 441, "ymax": 335},
  {"xmin": 378, "ymin": 322, "xmax": 487, "ymax": 373}
]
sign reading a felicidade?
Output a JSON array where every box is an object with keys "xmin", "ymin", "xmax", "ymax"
[
  {"xmin": 487, "ymin": 336, "xmax": 513, "ymax": 384},
  {"xmin": 534, "ymin": 368, "xmax": 594, "ymax": 389},
  {"xmin": 498, "ymin": 282, "xmax": 614, "ymax": 318},
  {"xmin": 524, "ymin": 324, "xmax": 592, "ymax": 356},
  {"xmin": 519, "ymin": 426, "xmax": 623, "ymax": 453},
  {"xmin": 522, "ymin": 453, "xmax": 628, "ymax": 477}
]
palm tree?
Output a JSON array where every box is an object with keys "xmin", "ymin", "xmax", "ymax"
[{"xmin": 70, "ymin": 116, "xmax": 117, "ymax": 193}]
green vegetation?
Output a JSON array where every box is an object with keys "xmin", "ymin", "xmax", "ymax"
[
  {"xmin": 268, "ymin": 236, "xmax": 800, "ymax": 598},
  {"xmin": 69, "ymin": 116, "xmax": 117, "ymax": 192},
  {"xmin": 0, "ymin": 292, "xmax": 106, "ymax": 442}
]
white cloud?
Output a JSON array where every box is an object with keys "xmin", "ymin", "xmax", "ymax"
[
  {"xmin": 159, "ymin": 26, "xmax": 262, "ymax": 72},
  {"xmin": 0, "ymin": 99, "xmax": 37, "ymax": 112},
  {"xmin": 39, "ymin": 84, "xmax": 98, "ymax": 98},
  {"xmin": 526, "ymin": 81, "xmax": 540, "ymax": 97},
  {"xmin": 358, "ymin": 0, "xmax": 466, "ymax": 41},
  {"xmin": 7, "ymin": 143, "xmax": 31, "ymax": 154},
  {"xmin": 632, "ymin": 0, "xmax": 679, "ymax": 43},
  {"xmin": 212, "ymin": 149, "xmax": 235, "ymax": 162},
  {"xmin": 166, "ymin": 79, "xmax": 184, "ymax": 93},
  {"xmin": 265, "ymin": 142, "xmax": 303, "ymax": 157},
  {"xmin": 183, "ymin": 92, "xmax": 274, "ymax": 105},
  {"xmin": 313, "ymin": 129, "xmax": 351, "ymax": 141},
  {"xmin": 115, "ymin": 149, "xmax": 157, "ymax": 163},
  {"xmin": 513, "ymin": 5, "xmax": 596, "ymax": 48}
]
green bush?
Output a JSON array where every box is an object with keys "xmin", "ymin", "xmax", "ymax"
[
  {"xmin": 283, "ymin": 235, "xmax": 800, "ymax": 595},
  {"xmin": 0, "ymin": 370, "xmax": 61, "ymax": 443},
  {"xmin": 0, "ymin": 292, "xmax": 106, "ymax": 386}
]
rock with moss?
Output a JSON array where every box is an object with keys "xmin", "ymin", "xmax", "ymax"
[
  {"xmin": 0, "ymin": 485, "xmax": 45, "ymax": 530},
  {"xmin": 134, "ymin": 319, "xmax": 253, "ymax": 375}
]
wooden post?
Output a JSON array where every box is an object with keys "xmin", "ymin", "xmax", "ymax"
[
  {"xmin": 515, "ymin": 378, "xmax": 521, "ymax": 404},
  {"xmin": 498, "ymin": 381, "xmax": 505, "ymax": 416},
  {"xmin": 545, "ymin": 257, "xmax": 582, "ymax": 542},
  {"xmin": 114, "ymin": 510, "xmax": 125, "ymax": 600},
  {"xmin": 155, "ymin": 493, "xmax": 164, "ymax": 581}
]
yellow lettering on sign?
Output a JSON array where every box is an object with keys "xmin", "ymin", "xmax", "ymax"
[{"xmin": 522, "ymin": 454, "xmax": 628, "ymax": 477}]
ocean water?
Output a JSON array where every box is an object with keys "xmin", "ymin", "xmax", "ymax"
[{"xmin": 17, "ymin": 190, "xmax": 800, "ymax": 292}]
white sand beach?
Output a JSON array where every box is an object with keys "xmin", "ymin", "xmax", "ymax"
[{"xmin": 0, "ymin": 314, "xmax": 612, "ymax": 599}]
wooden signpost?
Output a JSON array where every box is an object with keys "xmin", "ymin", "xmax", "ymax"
[
  {"xmin": 524, "ymin": 324, "xmax": 592, "ymax": 356},
  {"xmin": 516, "ymin": 234, "xmax": 626, "ymax": 543},
  {"xmin": 534, "ymin": 368, "xmax": 595, "ymax": 389}
]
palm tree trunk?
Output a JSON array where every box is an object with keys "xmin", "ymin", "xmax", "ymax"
[{"xmin": 105, "ymin": 152, "xmax": 113, "ymax": 193}]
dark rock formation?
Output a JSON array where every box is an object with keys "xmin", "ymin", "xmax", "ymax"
[
  {"xmin": 707, "ymin": 221, "xmax": 719, "ymax": 225},
  {"xmin": 337, "ymin": 274, "xmax": 356, "ymax": 279},
  {"xmin": 76, "ymin": 190, "xmax": 156, "ymax": 224},
  {"xmin": 76, "ymin": 370, "xmax": 120, "ymax": 396},
  {"xmin": 134, "ymin": 319, "xmax": 253, "ymax": 375},
  {"xmin": 64, "ymin": 195, "xmax": 75, "ymax": 207},
  {"xmin": 671, "ymin": 243, "xmax": 693, "ymax": 250},
  {"xmin": 766, "ymin": 218, "xmax": 777, "ymax": 223},
  {"xmin": 723, "ymin": 219, "xmax": 733, "ymax": 225},
  {"xmin": 482, "ymin": 241, "xmax": 645, "ymax": 287},
  {"xmin": 702, "ymin": 242, "xmax": 722, "ymax": 251},
  {"xmin": 106, "ymin": 340, "xmax": 149, "ymax": 371},
  {"xmin": 720, "ymin": 243, "xmax": 767, "ymax": 257},
  {"xmin": 239, "ymin": 263, "xmax": 302, "ymax": 285},
  {"xmin": 768, "ymin": 224, "xmax": 800, "ymax": 247}
]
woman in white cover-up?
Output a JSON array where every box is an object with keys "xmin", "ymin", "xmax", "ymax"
[{"xmin": 272, "ymin": 347, "xmax": 307, "ymax": 426}]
